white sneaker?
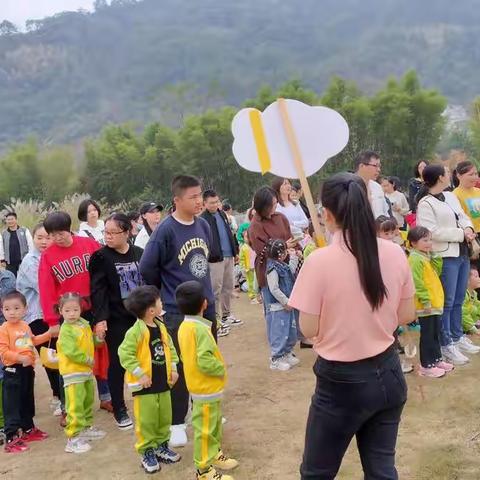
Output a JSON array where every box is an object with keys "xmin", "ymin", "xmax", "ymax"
[
  {"xmin": 223, "ymin": 315, "xmax": 243, "ymax": 326},
  {"xmin": 401, "ymin": 360, "xmax": 414, "ymax": 373},
  {"xmin": 65, "ymin": 436, "xmax": 91, "ymax": 454},
  {"xmin": 456, "ymin": 336, "xmax": 480, "ymax": 354},
  {"xmin": 50, "ymin": 398, "xmax": 62, "ymax": 417},
  {"xmin": 441, "ymin": 345, "xmax": 469, "ymax": 365},
  {"xmin": 284, "ymin": 352, "xmax": 300, "ymax": 367},
  {"xmin": 168, "ymin": 424, "xmax": 187, "ymax": 448},
  {"xmin": 270, "ymin": 357, "xmax": 291, "ymax": 371},
  {"xmin": 79, "ymin": 426, "xmax": 106, "ymax": 441},
  {"xmin": 217, "ymin": 324, "xmax": 230, "ymax": 337}
]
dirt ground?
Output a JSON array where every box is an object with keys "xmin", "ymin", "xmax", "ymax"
[{"xmin": 3, "ymin": 295, "xmax": 480, "ymax": 480}]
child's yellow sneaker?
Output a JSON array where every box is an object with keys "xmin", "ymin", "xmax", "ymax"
[
  {"xmin": 196, "ymin": 466, "xmax": 234, "ymax": 480},
  {"xmin": 213, "ymin": 450, "xmax": 239, "ymax": 471}
]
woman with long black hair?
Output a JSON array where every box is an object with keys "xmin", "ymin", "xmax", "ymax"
[
  {"xmin": 416, "ymin": 164, "xmax": 479, "ymax": 365},
  {"xmin": 89, "ymin": 213, "xmax": 145, "ymax": 430},
  {"xmin": 289, "ymin": 172, "xmax": 416, "ymax": 479}
]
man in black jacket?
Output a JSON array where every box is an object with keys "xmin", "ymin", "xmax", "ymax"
[{"xmin": 201, "ymin": 190, "xmax": 242, "ymax": 336}]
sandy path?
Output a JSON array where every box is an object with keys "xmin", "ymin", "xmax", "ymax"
[{"xmin": 2, "ymin": 296, "xmax": 480, "ymax": 479}]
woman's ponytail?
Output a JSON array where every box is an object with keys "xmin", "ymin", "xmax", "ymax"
[{"xmin": 321, "ymin": 173, "xmax": 387, "ymax": 310}]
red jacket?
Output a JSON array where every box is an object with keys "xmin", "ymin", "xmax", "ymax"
[{"xmin": 39, "ymin": 236, "xmax": 100, "ymax": 326}]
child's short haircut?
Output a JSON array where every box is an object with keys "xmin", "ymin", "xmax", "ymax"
[
  {"xmin": 407, "ymin": 226, "xmax": 431, "ymax": 244},
  {"xmin": 124, "ymin": 285, "xmax": 161, "ymax": 319},
  {"xmin": 1, "ymin": 290, "xmax": 27, "ymax": 307},
  {"xmin": 375, "ymin": 215, "xmax": 397, "ymax": 233},
  {"xmin": 171, "ymin": 175, "xmax": 201, "ymax": 198},
  {"xmin": 175, "ymin": 281, "xmax": 206, "ymax": 316},
  {"xmin": 44, "ymin": 211, "xmax": 72, "ymax": 234}
]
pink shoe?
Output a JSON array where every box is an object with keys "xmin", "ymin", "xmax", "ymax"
[
  {"xmin": 418, "ymin": 366, "xmax": 445, "ymax": 378},
  {"xmin": 22, "ymin": 427, "xmax": 49, "ymax": 442},
  {"xmin": 436, "ymin": 360, "xmax": 454, "ymax": 372},
  {"xmin": 4, "ymin": 437, "xmax": 29, "ymax": 453}
]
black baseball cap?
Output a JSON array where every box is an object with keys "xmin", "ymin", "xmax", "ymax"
[{"xmin": 140, "ymin": 202, "xmax": 164, "ymax": 215}]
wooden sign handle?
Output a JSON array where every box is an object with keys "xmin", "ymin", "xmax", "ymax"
[{"xmin": 277, "ymin": 98, "xmax": 326, "ymax": 247}]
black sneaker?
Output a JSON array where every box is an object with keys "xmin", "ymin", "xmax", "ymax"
[
  {"xmin": 155, "ymin": 442, "xmax": 181, "ymax": 464},
  {"xmin": 115, "ymin": 410, "xmax": 133, "ymax": 431},
  {"xmin": 142, "ymin": 448, "xmax": 160, "ymax": 474}
]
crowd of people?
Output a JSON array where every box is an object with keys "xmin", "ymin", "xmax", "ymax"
[{"xmin": 1, "ymin": 151, "xmax": 480, "ymax": 479}]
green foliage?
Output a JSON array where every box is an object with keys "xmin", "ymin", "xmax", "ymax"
[
  {"xmin": 0, "ymin": 72, "xmax": 451, "ymax": 209},
  {"xmin": 1, "ymin": 0, "xmax": 480, "ymax": 145},
  {"xmin": 469, "ymin": 97, "xmax": 480, "ymax": 159},
  {"xmin": 39, "ymin": 146, "xmax": 79, "ymax": 202}
]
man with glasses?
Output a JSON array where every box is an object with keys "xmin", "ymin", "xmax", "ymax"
[{"xmin": 354, "ymin": 150, "xmax": 390, "ymax": 219}]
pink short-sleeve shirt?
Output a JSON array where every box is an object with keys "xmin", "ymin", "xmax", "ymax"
[{"xmin": 289, "ymin": 231, "xmax": 415, "ymax": 362}]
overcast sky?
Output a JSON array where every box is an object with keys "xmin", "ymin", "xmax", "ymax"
[{"xmin": 2, "ymin": 0, "xmax": 95, "ymax": 26}]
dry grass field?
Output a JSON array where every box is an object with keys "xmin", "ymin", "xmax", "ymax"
[{"xmin": 2, "ymin": 296, "xmax": 480, "ymax": 479}]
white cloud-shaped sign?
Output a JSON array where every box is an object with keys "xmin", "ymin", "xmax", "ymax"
[{"xmin": 231, "ymin": 99, "xmax": 349, "ymax": 178}]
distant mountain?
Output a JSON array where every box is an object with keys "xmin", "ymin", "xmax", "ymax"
[{"xmin": 1, "ymin": 0, "xmax": 480, "ymax": 145}]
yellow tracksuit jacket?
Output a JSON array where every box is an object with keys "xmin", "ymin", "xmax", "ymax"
[{"xmin": 178, "ymin": 315, "xmax": 226, "ymax": 401}]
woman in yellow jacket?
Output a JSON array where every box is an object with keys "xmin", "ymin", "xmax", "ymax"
[
  {"xmin": 119, "ymin": 285, "xmax": 181, "ymax": 474},
  {"xmin": 453, "ymin": 161, "xmax": 480, "ymax": 234}
]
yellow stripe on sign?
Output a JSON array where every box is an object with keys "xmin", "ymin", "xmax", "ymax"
[
  {"xmin": 249, "ymin": 109, "xmax": 271, "ymax": 174},
  {"xmin": 201, "ymin": 403, "xmax": 211, "ymax": 469}
]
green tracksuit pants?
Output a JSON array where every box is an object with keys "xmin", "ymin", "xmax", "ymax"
[
  {"xmin": 64, "ymin": 378, "xmax": 94, "ymax": 438},
  {"xmin": 192, "ymin": 398, "xmax": 223, "ymax": 471},
  {"xmin": 0, "ymin": 379, "xmax": 4, "ymax": 429},
  {"xmin": 245, "ymin": 270, "xmax": 256, "ymax": 300},
  {"xmin": 133, "ymin": 391, "xmax": 172, "ymax": 454}
]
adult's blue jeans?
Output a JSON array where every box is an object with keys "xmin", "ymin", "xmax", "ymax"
[
  {"xmin": 301, "ymin": 345, "xmax": 407, "ymax": 480},
  {"xmin": 439, "ymin": 255, "xmax": 470, "ymax": 346}
]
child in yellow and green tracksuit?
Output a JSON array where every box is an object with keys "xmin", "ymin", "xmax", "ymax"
[
  {"xmin": 119, "ymin": 285, "xmax": 181, "ymax": 474},
  {"xmin": 176, "ymin": 280, "xmax": 239, "ymax": 480},
  {"xmin": 238, "ymin": 230, "xmax": 257, "ymax": 303},
  {"xmin": 462, "ymin": 266, "xmax": 480, "ymax": 334},
  {"xmin": 57, "ymin": 292, "xmax": 106, "ymax": 455},
  {"xmin": 408, "ymin": 227, "xmax": 453, "ymax": 378}
]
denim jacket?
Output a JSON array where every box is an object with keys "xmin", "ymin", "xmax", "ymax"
[
  {"xmin": 16, "ymin": 249, "xmax": 43, "ymax": 325},
  {"xmin": 265, "ymin": 259, "xmax": 296, "ymax": 312}
]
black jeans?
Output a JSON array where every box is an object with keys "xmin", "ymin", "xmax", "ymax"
[
  {"xmin": 105, "ymin": 326, "xmax": 129, "ymax": 418},
  {"xmin": 163, "ymin": 306, "xmax": 216, "ymax": 426},
  {"xmin": 418, "ymin": 315, "xmax": 442, "ymax": 368},
  {"xmin": 29, "ymin": 319, "xmax": 61, "ymax": 398},
  {"xmin": 301, "ymin": 345, "xmax": 407, "ymax": 480},
  {"xmin": 2, "ymin": 365, "xmax": 35, "ymax": 440}
]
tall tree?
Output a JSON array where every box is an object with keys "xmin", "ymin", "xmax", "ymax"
[{"xmin": 0, "ymin": 20, "xmax": 18, "ymax": 36}]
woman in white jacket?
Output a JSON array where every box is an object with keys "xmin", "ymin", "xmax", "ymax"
[
  {"xmin": 416, "ymin": 164, "xmax": 480, "ymax": 365},
  {"xmin": 77, "ymin": 199, "xmax": 105, "ymax": 244}
]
